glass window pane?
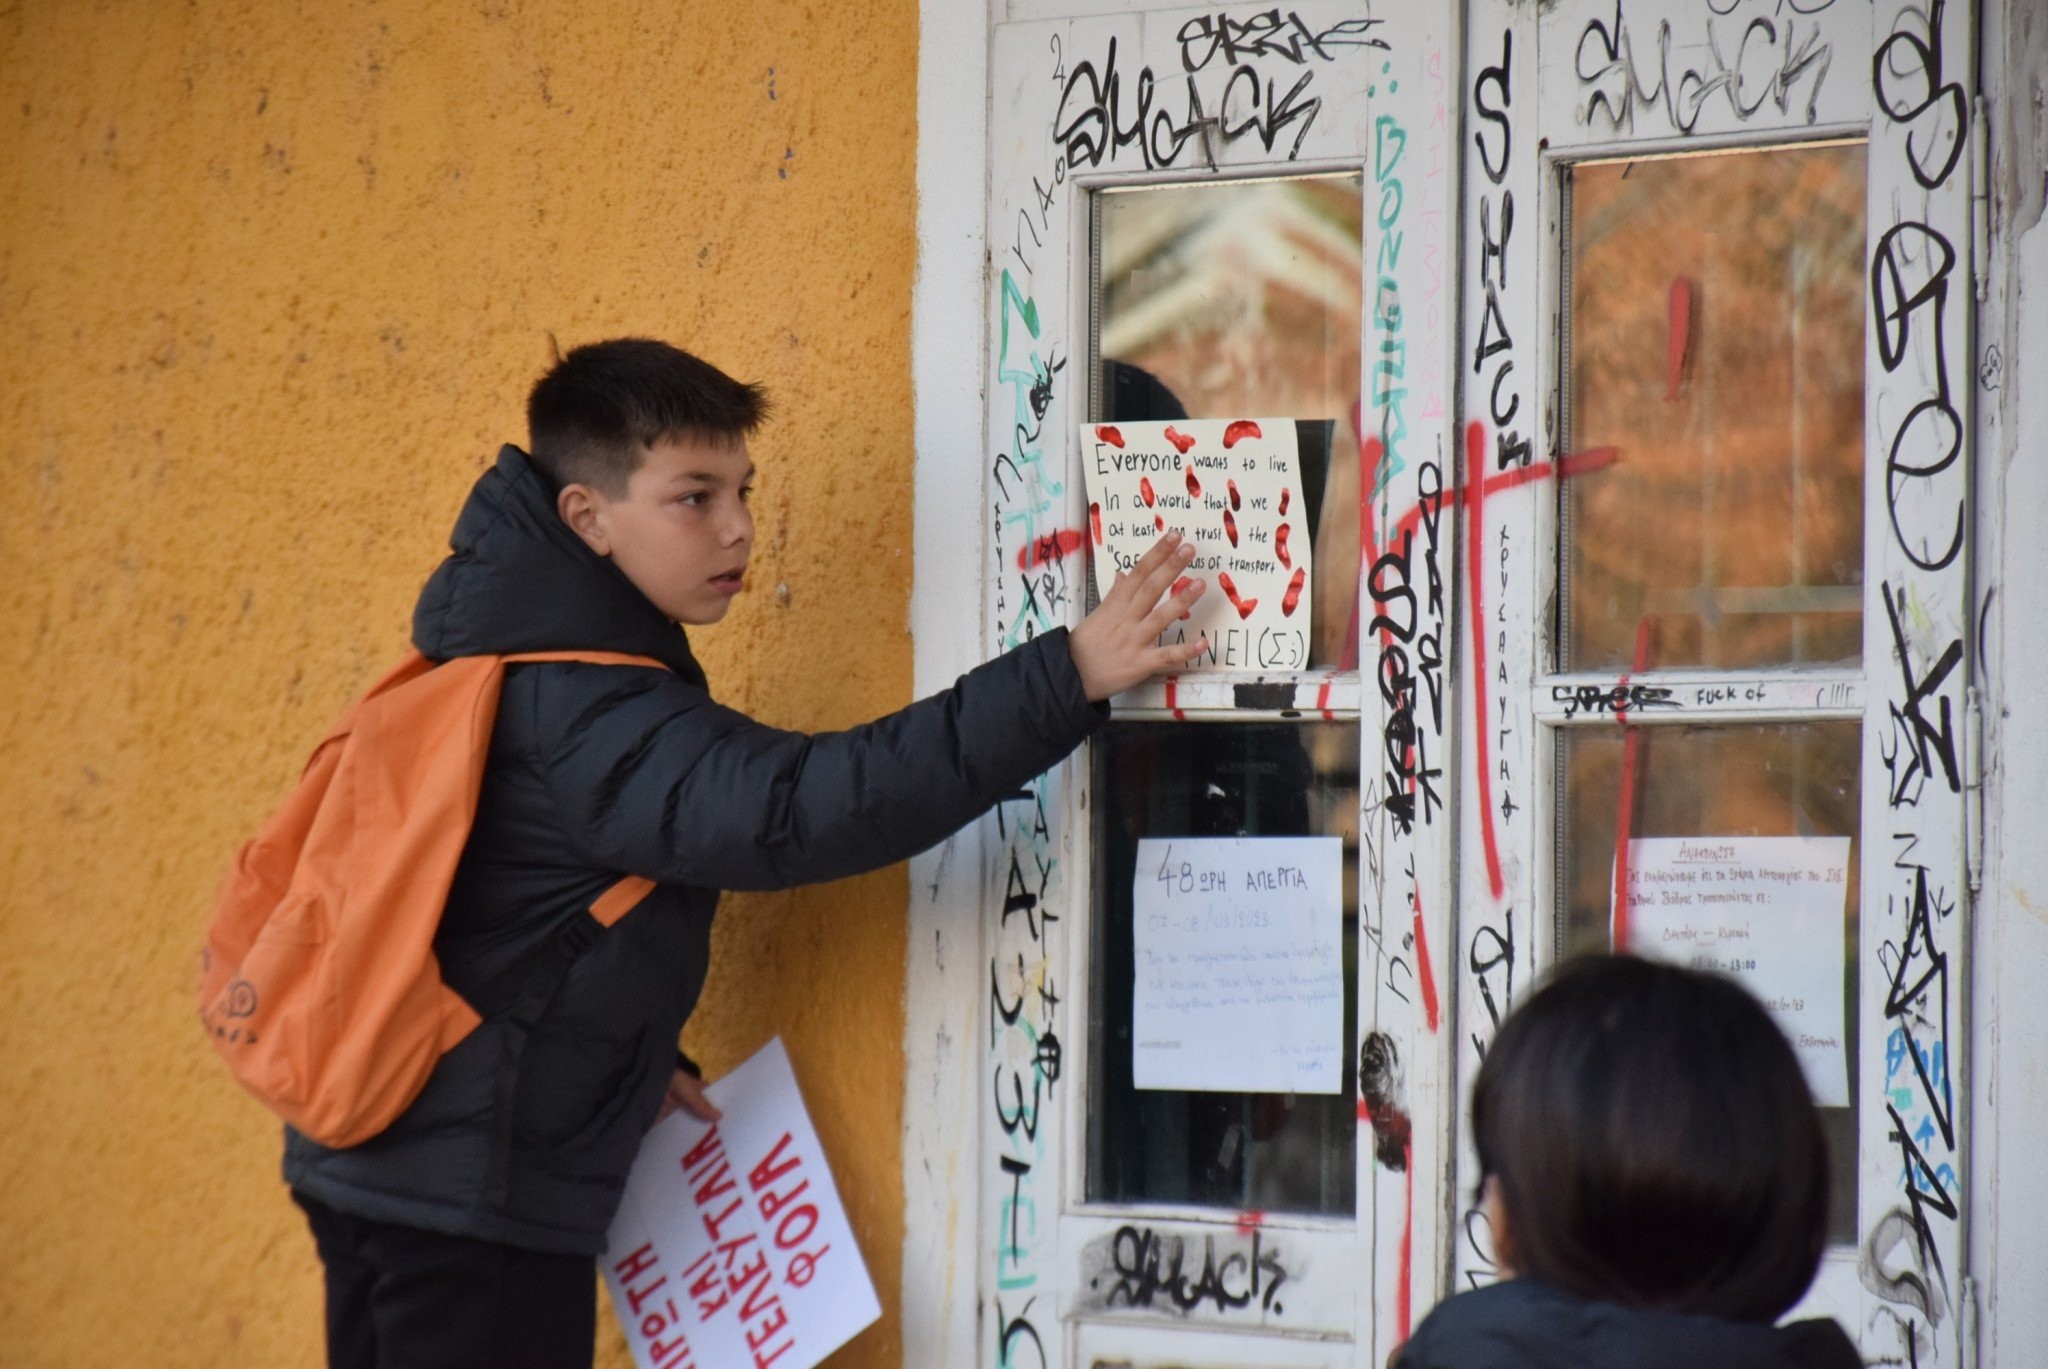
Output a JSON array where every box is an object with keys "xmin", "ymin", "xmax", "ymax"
[
  {"xmin": 1562, "ymin": 143, "xmax": 1866, "ymax": 671},
  {"xmin": 1559, "ymin": 722, "xmax": 1860, "ymax": 1243},
  {"xmin": 1090, "ymin": 721, "xmax": 1359, "ymax": 1215},
  {"xmin": 1093, "ymin": 176, "xmax": 1363, "ymax": 669}
]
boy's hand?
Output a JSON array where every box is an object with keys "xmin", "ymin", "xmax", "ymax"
[
  {"xmin": 654, "ymin": 1066, "xmax": 723, "ymax": 1124},
  {"xmin": 1069, "ymin": 531, "xmax": 1207, "ymax": 702}
]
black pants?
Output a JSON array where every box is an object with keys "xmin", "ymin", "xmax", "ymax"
[{"xmin": 295, "ymin": 1192, "xmax": 596, "ymax": 1369}]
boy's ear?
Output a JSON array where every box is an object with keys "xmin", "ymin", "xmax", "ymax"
[{"xmin": 557, "ymin": 483, "xmax": 613, "ymax": 559}]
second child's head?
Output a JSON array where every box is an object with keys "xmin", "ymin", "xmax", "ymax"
[
  {"xmin": 1472, "ymin": 955, "xmax": 1829, "ymax": 1323},
  {"xmin": 528, "ymin": 339, "xmax": 770, "ymax": 625}
]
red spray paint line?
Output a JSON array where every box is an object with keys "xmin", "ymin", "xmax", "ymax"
[
  {"xmin": 1139, "ymin": 476, "xmax": 1156, "ymax": 507},
  {"xmin": 1089, "ymin": 502, "xmax": 1103, "ymax": 546},
  {"xmin": 1665, "ymin": 277, "xmax": 1693, "ymax": 404},
  {"xmin": 1275, "ymin": 522, "xmax": 1292, "ymax": 569},
  {"xmin": 1379, "ymin": 446, "xmax": 1622, "ymax": 558},
  {"xmin": 1016, "ymin": 528, "xmax": 1086, "ymax": 570},
  {"xmin": 1095, "ymin": 425, "xmax": 1125, "ymax": 448},
  {"xmin": 1397, "ymin": 1138, "xmax": 1415, "ymax": 1344},
  {"xmin": 1316, "ymin": 677, "xmax": 1336, "ymax": 721},
  {"xmin": 1280, "ymin": 486, "xmax": 1292, "ymax": 516},
  {"xmin": 1223, "ymin": 508, "xmax": 1239, "ymax": 547},
  {"xmin": 1165, "ymin": 676, "xmax": 1185, "ymax": 721},
  {"xmin": 1186, "ymin": 468, "xmax": 1203, "ymax": 499},
  {"xmin": 1414, "ymin": 887, "xmax": 1441, "ymax": 1033},
  {"xmin": 1610, "ymin": 616, "xmax": 1657, "ymax": 950},
  {"xmin": 1223, "ymin": 419, "xmax": 1263, "ymax": 448},
  {"xmin": 1464, "ymin": 421, "xmax": 1506, "ymax": 902},
  {"xmin": 1164, "ymin": 425, "xmax": 1197, "ymax": 454},
  {"xmin": 1217, "ymin": 571, "xmax": 1259, "ymax": 620},
  {"xmin": 1234, "ymin": 1210, "xmax": 1266, "ymax": 1236},
  {"xmin": 1345, "ymin": 433, "xmax": 1388, "ymax": 673},
  {"xmin": 1228, "ymin": 479, "xmax": 1242, "ymax": 511},
  {"xmin": 1281, "ymin": 568, "xmax": 1306, "ymax": 617}
]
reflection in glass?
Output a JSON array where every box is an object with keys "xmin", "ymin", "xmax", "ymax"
[
  {"xmin": 1090, "ymin": 722, "xmax": 1359, "ymax": 1215},
  {"xmin": 1559, "ymin": 721, "xmax": 1860, "ymax": 1243},
  {"xmin": 1093, "ymin": 176, "xmax": 1363, "ymax": 667},
  {"xmin": 1562, "ymin": 142, "xmax": 1866, "ymax": 671}
]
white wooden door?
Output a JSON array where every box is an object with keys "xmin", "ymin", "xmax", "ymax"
[
  {"xmin": 1441, "ymin": 3, "xmax": 1977, "ymax": 1367},
  {"xmin": 981, "ymin": 5, "xmax": 1401, "ymax": 1365}
]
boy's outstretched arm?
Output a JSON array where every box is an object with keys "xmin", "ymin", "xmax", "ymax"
[
  {"xmin": 528, "ymin": 532, "xmax": 1206, "ymax": 892},
  {"xmin": 1067, "ymin": 530, "xmax": 1207, "ymax": 700}
]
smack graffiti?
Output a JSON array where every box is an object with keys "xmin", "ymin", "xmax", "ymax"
[
  {"xmin": 1053, "ymin": 14, "xmax": 1383, "ymax": 171},
  {"xmin": 1081, "ymin": 1224, "xmax": 1292, "ymax": 1319},
  {"xmin": 1574, "ymin": 0, "xmax": 1839, "ymax": 135}
]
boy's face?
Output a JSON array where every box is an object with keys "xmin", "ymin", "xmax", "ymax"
[{"xmin": 558, "ymin": 434, "xmax": 755, "ymax": 625}]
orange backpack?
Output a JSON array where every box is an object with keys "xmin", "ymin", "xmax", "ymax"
[{"xmin": 199, "ymin": 648, "xmax": 667, "ymax": 1148}]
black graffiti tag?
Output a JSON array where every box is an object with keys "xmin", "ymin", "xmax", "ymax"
[
  {"xmin": 1057, "ymin": 16, "xmax": 1379, "ymax": 174},
  {"xmin": 1471, "ymin": 31, "xmax": 1530, "ymax": 470},
  {"xmin": 1551, "ymin": 682, "xmax": 1681, "ymax": 719},
  {"xmin": 1576, "ymin": 3, "xmax": 1836, "ymax": 135},
  {"xmin": 1873, "ymin": 0, "xmax": 1965, "ymax": 190},
  {"xmin": 1176, "ymin": 11, "xmax": 1386, "ymax": 73},
  {"xmin": 1096, "ymin": 1226, "xmax": 1290, "ymax": 1318},
  {"xmin": 1872, "ymin": 223, "xmax": 1965, "ymax": 573},
  {"xmin": 1879, "ymin": 582, "xmax": 1963, "ymax": 806}
]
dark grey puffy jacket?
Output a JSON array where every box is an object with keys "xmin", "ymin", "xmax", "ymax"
[
  {"xmin": 284, "ymin": 446, "xmax": 1102, "ymax": 1254},
  {"xmin": 1392, "ymin": 1278, "xmax": 1864, "ymax": 1369}
]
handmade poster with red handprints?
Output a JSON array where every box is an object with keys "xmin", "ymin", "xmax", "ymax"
[
  {"xmin": 1078, "ymin": 418, "xmax": 1312, "ymax": 672},
  {"xmin": 602, "ymin": 1038, "xmax": 880, "ymax": 1369}
]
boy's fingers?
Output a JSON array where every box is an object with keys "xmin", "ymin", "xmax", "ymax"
[
  {"xmin": 1129, "ymin": 535, "xmax": 1195, "ymax": 610},
  {"xmin": 1126, "ymin": 531, "xmax": 1184, "ymax": 590},
  {"xmin": 1141, "ymin": 578, "xmax": 1206, "ymax": 636},
  {"xmin": 669, "ymin": 1070, "xmax": 723, "ymax": 1122}
]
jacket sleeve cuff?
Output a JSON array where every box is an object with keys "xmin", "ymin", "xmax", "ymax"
[{"xmin": 1026, "ymin": 625, "xmax": 1111, "ymax": 735}]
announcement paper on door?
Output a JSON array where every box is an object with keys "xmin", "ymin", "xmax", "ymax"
[
  {"xmin": 1622, "ymin": 836, "xmax": 1851, "ymax": 1106},
  {"xmin": 1132, "ymin": 835, "xmax": 1344, "ymax": 1094},
  {"xmin": 1077, "ymin": 418, "xmax": 1312, "ymax": 672}
]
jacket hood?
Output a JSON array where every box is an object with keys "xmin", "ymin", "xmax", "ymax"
[
  {"xmin": 412, "ymin": 446, "xmax": 707, "ymax": 686},
  {"xmin": 1398, "ymin": 1279, "xmax": 1863, "ymax": 1369}
]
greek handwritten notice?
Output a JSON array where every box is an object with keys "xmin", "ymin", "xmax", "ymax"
[
  {"xmin": 1132, "ymin": 835, "xmax": 1344, "ymax": 1094},
  {"xmin": 1078, "ymin": 418, "xmax": 1312, "ymax": 672},
  {"xmin": 602, "ymin": 1038, "xmax": 880, "ymax": 1369},
  {"xmin": 1622, "ymin": 836, "xmax": 1851, "ymax": 1106}
]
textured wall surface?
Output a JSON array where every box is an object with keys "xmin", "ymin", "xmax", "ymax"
[{"xmin": 0, "ymin": 3, "xmax": 917, "ymax": 1364}]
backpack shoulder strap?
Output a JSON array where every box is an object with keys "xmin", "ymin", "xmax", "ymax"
[{"xmin": 459, "ymin": 649, "xmax": 668, "ymax": 1021}]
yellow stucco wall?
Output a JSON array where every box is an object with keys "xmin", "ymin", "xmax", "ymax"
[{"xmin": 0, "ymin": 3, "xmax": 916, "ymax": 1364}]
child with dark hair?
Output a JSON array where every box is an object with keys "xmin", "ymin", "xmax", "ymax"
[
  {"xmin": 284, "ymin": 338, "xmax": 1207, "ymax": 1369},
  {"xmin": 1392, "ymin": 955, "xmax": 1862, "ymax": 1369}
]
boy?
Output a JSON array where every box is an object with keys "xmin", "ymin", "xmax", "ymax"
[{"xmin": 284, "ymin": 338, "xmax": 1205, "ymax": 1368}]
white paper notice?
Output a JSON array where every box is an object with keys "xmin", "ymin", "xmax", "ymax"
[
  {"xmin": 1132, "ymin": 835, "xmax": 1345, "ymax": 1094},
  {"xmin": 602, "ymin": 1038, "xmax": 880, "ymax": 1369},
  {"xmin": 1622, "ymin": 836, "xmax": 1852, "ymax": 1106},
  {"xmin": 1078, "ymin": 418, "xmax": 1312, "ymax": 672}
]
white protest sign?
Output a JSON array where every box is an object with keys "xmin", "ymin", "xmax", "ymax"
[
  {"xmin": 1078, "ymin": 418, "xmax": 1312, "ymax": 672},
  {"xmin": 1622, "ymin": 836, "xmax": 1852, "ymax": 1106},
  {"xmin": 1132, "ymin": 836, "xmax": 1345, "ymax": 1094},
  {"xmin": 602, "ymin": 1038, "xmax": 879, "ymax": 1369}
]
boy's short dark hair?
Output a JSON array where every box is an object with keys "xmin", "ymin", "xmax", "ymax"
[
  {"xmin": 526, "ymin": 338, "xmax": 769, "ymax": 495},
  {"xmin": 1472, "ymin": 954, "xmax": 1829, "ymax": 1323}
]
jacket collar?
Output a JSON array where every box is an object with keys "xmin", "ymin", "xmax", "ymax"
[{"xmin": 411, "ymin": 446, "xmax": 709, "ymax": 687}]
